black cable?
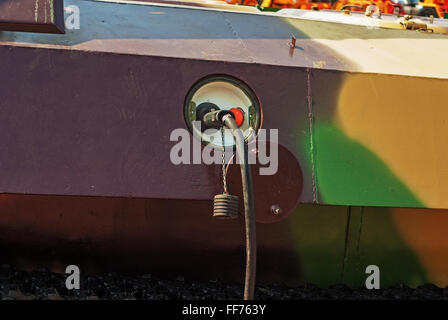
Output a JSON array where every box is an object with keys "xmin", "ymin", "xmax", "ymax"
[
  {"xmin": 222, "ymin": 114, "xmax": 256, "ymax": 300},
  {"xmin": 197, "ymin": 107, "xmax": 257, "ymax": 300}
]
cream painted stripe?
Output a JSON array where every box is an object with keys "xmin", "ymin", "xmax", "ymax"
[{"xmin": 312, "ymin": 38, "xmax": 448, "ymax": 80}]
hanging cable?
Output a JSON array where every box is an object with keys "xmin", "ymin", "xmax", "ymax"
[
  {"xmin": 197, "ymin": 106, "xmax": 257, "ymax": 300},
  {"xmin": 221, "ymin": 114, "xmax": 256, "ymax": 300}
]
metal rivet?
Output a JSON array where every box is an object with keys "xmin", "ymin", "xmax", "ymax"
[{"xmin": 270, "ymin": 204, "xmax": 282, "ymax": 216}]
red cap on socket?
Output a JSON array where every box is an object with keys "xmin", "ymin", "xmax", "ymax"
[{"xmin": 229, "ymin": 108, "xmax": 244, "ymax": 127}]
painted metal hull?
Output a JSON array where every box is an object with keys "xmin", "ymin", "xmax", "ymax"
[{"xmin": 1, "ymin": 0, "xmax": 448, "ymax": 287}]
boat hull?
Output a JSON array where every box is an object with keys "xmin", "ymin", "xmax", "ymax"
[{"xmin": 1, "ymin": 0, "xmax": 448, "ymax": 287}]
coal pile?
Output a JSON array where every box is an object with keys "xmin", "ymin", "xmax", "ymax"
[{"xmin": 1, "ymin": 264, "xmax": 448, "ymax": 300}]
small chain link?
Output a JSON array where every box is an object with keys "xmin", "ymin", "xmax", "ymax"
[{"xmin": 221, "ymin": 127, "xmax": 228, "ymax": 195}]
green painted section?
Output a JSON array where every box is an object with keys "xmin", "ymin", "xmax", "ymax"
[
  {"xmin": 311, "ymin": 124, "xmax": 424, "ymax": 207},
  {"xmin": 289, "ymin": 124, "xmax": 428, "ymax": 287}
]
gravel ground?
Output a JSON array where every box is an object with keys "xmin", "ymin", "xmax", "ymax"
[{"xmin": 1, "ymin": 264, "xmax": 448, "ymax": 300}]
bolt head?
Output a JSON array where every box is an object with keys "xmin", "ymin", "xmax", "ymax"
[{"xmin": 270, "ymin": 204, "xmax": 282, "ymax": 216}]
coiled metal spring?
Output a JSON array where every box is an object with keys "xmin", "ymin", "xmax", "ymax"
[{"xmin": 213, "ymin": 194, "xmax": 239, "ymax": 219}]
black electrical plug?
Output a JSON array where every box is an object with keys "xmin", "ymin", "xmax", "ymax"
[{"xmin": 196, "ymin": 102, "xmax": 235, "ymax": 130}]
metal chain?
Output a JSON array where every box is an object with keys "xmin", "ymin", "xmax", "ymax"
[{"xmin": 221, "ymin": 126, "xmax": 228, "ymax": 195}]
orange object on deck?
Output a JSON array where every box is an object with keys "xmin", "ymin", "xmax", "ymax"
[
  {"xmin": 417, "ymin": 0, "xmax": 448, "ymax": 18},
  {"xmin": 259, "ymin": 0, "xmax": 306, "ymax": 8},
  {"xmin": 227, "ymin": 0, "xmax": 405, "ymax": 15}
]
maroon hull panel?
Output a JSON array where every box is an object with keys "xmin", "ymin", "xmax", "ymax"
[
  {"xmin": 0, "ymin": 195, "xmax": 301, "ymax": 284},
  {"xmin": 0, "ymin": 44, "xmax": 318, "ymax": 203},
  {"xmin": 0, "ymin": 44, "xmax": 317, "ymax": 283}
]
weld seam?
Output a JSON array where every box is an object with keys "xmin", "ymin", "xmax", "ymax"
[
  {"xmin": 306, "ymin": 68, "xmax": 317, "ymax": 204},
  {"xmin": 355, "ymin": 206, "xmax": 364, "ymax": 272},
  {"xmin": 341, "ymin": 206, "xmax": 352, "ymax": 282},
  {"xmin": 222, "ymin": 13, "xmax": 255, "ymax": 63}
]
